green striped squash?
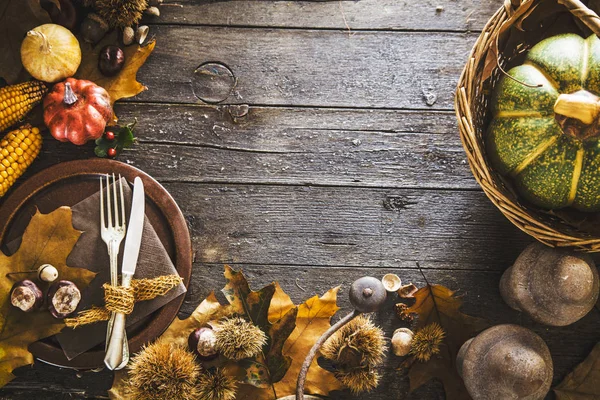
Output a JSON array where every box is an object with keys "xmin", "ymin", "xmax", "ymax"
[{"xmin": 487, "ymin": 33, "xmax": 600, "ymax": 211}]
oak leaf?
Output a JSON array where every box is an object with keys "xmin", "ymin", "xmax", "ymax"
[
  {"xmin": 0, "ymin": 207, "xmax": 96, "ymax": 387},
  {"xmin": 402, "ymin": 284, "xmax": 488, "ymax": 400},
  {"xmin": 76, "ymin": 32, "xmax": 155, "ymax": 106},
  {"xmin": 0, "ymin": 0, "xmax": 51, "ymax": 84},
  {"xmin": 554, "ymin": 342, "xmax": 600, "ymax": 400}
]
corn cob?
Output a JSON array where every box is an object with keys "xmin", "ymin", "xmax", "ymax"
[
  {"xmin": 0, "ymin": 125, "xmax": 42, "ymax": 197},
  {"xmin": 0, "ymin": 81, "xmax": 48, "ymax": 132}
]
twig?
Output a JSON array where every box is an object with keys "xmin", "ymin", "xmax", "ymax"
[
  {"xmin": 339, "ymin": 0, "xmax": 354, "ymax": 37},
  {"xmin": 295, "ymin": 278, "xmax": 306, "ymax": 292}
]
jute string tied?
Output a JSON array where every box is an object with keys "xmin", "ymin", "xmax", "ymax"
[{"xmin": 65, "ymin": 275, "xmax": 183, "ymax": 328}]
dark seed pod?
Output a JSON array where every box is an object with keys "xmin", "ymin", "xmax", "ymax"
[
  {"xmin": 188, "ymin": 327, "xmax": 219, "ymax": 361},
  {"xmin": 11, "ymin": 280, "xmax": 43, "ymax": 312},
  {"xmin": 349, "ymin": 276, "xmax": 387, "ymax": 313},
  {"xmin": 41, "ymin": 0, "xmax": 79, "ymax": 31},
  {"xmin": 47, "ymin": 280, "xmax": 81, "ymax": 319},
  {"xmin": 98, "ymin": 45, "xmax": 126, "ymax": 77}
]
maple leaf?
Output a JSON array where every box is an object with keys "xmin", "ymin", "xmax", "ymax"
[
  {"xmin": 554, "ymin": 342, "xmax": 600, "ymax": 399},
  {"xmin": 0, "ymin": 207, "xmax": 96, "ymax": 387},
  {"xmin": 0, "ymin": 0, "xmax": 51, "ymax": 84},
  {"xmin": 402, "ymin": 283, "xmax": 488, "ymax": 400},
  {"xmin": 76, "ymin": 31, "xmax": 155, "ymax": 106}
]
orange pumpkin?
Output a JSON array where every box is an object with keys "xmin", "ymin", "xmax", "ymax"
[{"xmin": 43, "ymin": 78, "xmax": 113, "ymax": 145}]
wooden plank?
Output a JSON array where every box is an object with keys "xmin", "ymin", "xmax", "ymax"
[
  {"xmin": 163, "ymin": 182, "xmax": 531, "ymax": 270},
  {"xmin": 4, "ymin": 265, "xmax": 596, "ymax": 399},
  {"xmin": 109, "ymin": 103, "xmax": 479, "ymax": 190},
  {"xmin": 157, "ymin": 0, "xmax": 503, "ymax": 32},
  {"xmin": 132, "ymin": 27, "xmax": 478, "ymax": 109}
]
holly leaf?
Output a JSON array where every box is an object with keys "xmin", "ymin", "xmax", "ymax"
[
  {"xmin": 402, "ymin": 284, "xmax": 488, "ymax": 400},
  {"xmin": 0, "ymin": 0, "xmax": 51, "ymax": 83},
  {"xmin": 95, "ymin": 121, "xmax": 137, "ymax": 158},
  {"xmin": 554, "ymin": 342, "xmax": 600, "ymax": 399},
  {"xmin": 0, "ymin": 207, "xmax": 96, "ymax": 387},
  {"xmin": 76, "ymin": 32, "xmax": 155, "ymax": 106}
]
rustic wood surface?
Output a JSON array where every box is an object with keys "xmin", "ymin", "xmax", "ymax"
[{"xmin": 2, "ymin": 0, "xmax": 600, "ymax": 399}]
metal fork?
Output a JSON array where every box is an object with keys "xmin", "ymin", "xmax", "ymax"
[{"xmin": 99, "ymin": 173, "xmax": 129, "ymax": 369}]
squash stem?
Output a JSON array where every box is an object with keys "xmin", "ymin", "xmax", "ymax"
[
  {"xmin": 27, "ymin": 30, "xmax": 52, "ymax": 54},
  {"xmin": 63, "ymin": 82, "xmax": 78, "ymax": 106},
  {"xmin": 554, "ymin": 91, "xmax": 600, "ymax": 125}
]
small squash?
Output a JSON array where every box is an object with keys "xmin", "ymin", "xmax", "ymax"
[
  {"xmin": 21, "ymin": 24, "xmax": 81, "ymax": 83},
  {"xmin": 43, "ymin": 78, "xmax": 113, "ymax": 145},
  {"xmin": 488, "ymin": 33, "xmax": 600, "ymax": 211}
]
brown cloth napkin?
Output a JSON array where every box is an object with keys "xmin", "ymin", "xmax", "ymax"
[{"xmin": 55, "ymin": 177, "xmax": 186, "ymax": 360}]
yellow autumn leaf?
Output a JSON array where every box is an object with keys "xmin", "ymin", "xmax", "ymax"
[
  {"xmin": 76, "ymin": 32, "xmax": 155, "ymax": 106},
  {"xmin": 273, "ymin": 286, "xmax": 344, "ymax": 397},
  {"xmin": 0, "ymin": 207, "xmax": 96, "ymax": 387}
]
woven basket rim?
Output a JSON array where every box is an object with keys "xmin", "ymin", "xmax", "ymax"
[{"xmin": 455, "ymin": 0, "xmax": 600, "ymax": 251}]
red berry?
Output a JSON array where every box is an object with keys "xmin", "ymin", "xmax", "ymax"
[
  {"xmin": 107, "ymin": 148, "xmax": 117, "ymax": 158},
  {"xmin": 105, "ymin": 131, "xmax": 115, "ymax": 141}
]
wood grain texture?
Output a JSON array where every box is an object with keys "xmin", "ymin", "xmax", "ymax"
[
  {"xmin": 156, "ymin": 0, "xmax": 502, "ymax": 31},
  {"xmin": 131, "ymin": 27, "xmax": 478, "ymax": 109}
]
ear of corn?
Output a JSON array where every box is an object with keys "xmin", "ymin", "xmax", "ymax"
[
  {"xmin": 0, "ymin": 125, "xmax": 42, "ymax": 197},
  {"xmin": 0, "ymin": 81, "xmax": 48, "ymax": 132}
]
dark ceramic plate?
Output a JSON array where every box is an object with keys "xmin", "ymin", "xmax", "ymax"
[{"xmin": 0, "ymin": 159, "xmax": 192, "ymax": 369}]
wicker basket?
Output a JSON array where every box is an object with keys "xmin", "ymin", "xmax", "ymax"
[{"xmin": 456, "ymin": 0, "xmax": 600, "ymax": 251}]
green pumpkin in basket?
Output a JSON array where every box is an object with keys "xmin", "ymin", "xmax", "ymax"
[{"xmin": 487, "ymin": 33, "xmax": 600, "ymax": 211}]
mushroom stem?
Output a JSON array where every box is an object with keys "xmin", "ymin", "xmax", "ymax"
[{"xmin": 295, "ymin": 309, "xmax": 360, "ymax": 400}]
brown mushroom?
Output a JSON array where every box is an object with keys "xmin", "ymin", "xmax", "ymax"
[
  {"xmin": 457, "ymin": 324, "xmax": 553, "ymax": 400},
  {"xmin": 500, "ymin": 243, "xmax": 599, "ymax": 326}
]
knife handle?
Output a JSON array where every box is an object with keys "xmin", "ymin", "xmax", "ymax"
[{"xmin": 104, "ymin": 312, "xmax": 127, "ymax": 370}]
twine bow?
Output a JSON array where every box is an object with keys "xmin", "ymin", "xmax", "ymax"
[{"xmin": 65, "ymin": 275, "xmax": 183, "ymax": 328}]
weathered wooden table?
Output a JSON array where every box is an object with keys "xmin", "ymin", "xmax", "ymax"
[{"xmin": 3, "ymin": 0, "xmax": 599, "ymax": 399}]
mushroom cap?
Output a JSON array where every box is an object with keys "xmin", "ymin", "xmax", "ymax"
[
  {"xmin": 500, "ymin": 242, "xmax": 599, "ymax": 326},
  {"xmin": 349, "ymin": 276, "xmax": 387, "ymax": 313},
  {"xmin": 457, "ymin": 324, "xmax": 552, "ymax": 400}
]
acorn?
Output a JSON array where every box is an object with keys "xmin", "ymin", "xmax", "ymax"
[
  {"xmin": 136, "ymin": 25, "xmax": 149, "ymax": 45},
  {"xmin": 349, "ymin": 276, "xmax": 387, "ymax": 313},
  {"xmin": 122, "ymin": 26, "xmax": 135, "ymax": 46},
  {"xmin": 145, "ymin": 6, "xmax": 160, "ymax": 16},
  {"xmin": 47, "ymin": 280, "xmax": 81, "ymax": 319},
  {"xmin": 37, "ymin": 264, "xmax": 59, "ymax": 283},
  {"xmin": 11, "ymin": 280, "xmax": 43, "ymax": 312},
  {"xmin": 391, "ymin": 327, "xmax": 414, "ymax": 356},
  {"xmin": 80, "ymin": 13, "xmax": 109, "ymax": 44},
  {"xmin": 98, "ymin": 45, "xmax": 126, "ymax": 77},
  {"xmin": 188, "ymin": 327, "xmax": 219, "ymax": 361}
]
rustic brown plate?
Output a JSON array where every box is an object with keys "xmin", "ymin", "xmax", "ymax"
[{"xmin": 0, "ymin": 159, "xmax": 192, "ymax": 369}]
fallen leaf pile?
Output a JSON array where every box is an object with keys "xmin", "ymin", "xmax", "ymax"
[
  {"xmin": 400, "ymin": 284, "xmax": 488, "ymax": 400},
  {"xmin": 0, "ymin": 207, "xmax": 95, "ymax": 387},
  {"xmin": 110, "ymin": 265, "xmax": 344, "ymax": 399},
  {"xmin": 554, "ymin": 342, "xmax": 600, "ymax": 399}
]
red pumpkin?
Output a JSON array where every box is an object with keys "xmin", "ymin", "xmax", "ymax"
[{"xmin": 43, "ymin": 78, "xmax": 113, "ymax": 145}]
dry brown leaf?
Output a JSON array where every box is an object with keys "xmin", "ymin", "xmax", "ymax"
[
  {"xmin": 76, "ymin": 32, "xmax": 155, "ymax": 106},
  {"xmin": 0, "ymin": 0, "xmax": 51, "ymax": 83},
  {"xmin": 402, "ymin": 284, "xmax": 488, "ymax": 400},
  {"xmin": 554, "ymin": 342, "xmax": 600, "ymax": 400},
  {"xmin": 0, "ymin": 207, "xmax": 96, "ymax": 387}
]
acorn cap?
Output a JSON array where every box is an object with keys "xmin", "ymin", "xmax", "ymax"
[
  {"xmin": 457, "ymin": 324, "xmax": 552, "ymax": 400},
  {"xmin": 349, "ymin": 276, "xmax": 387, "ymax": 313},
  {"xmin": 500, "ymin": 242, "xmax": 599, "ymax": 326}
]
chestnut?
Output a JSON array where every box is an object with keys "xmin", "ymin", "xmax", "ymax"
[
  {"xmin": 10, "ymin": 280, "xmax": 43, "ymax": 312},
  {"xmin": 47, "ymin": 280, "xmax": 81, "ymax": 319},
  {"xmin": 98, "ymin": 45, "xmax": 126, "ymax": 77},
  {"xmin": 188, "ymin": 327, "xmax": 218, "ymax": 361}
]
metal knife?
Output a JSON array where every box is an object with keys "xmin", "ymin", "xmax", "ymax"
[{"xmin": 104, "ymin": 176, "xmax": 145, "ymax": 370}]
